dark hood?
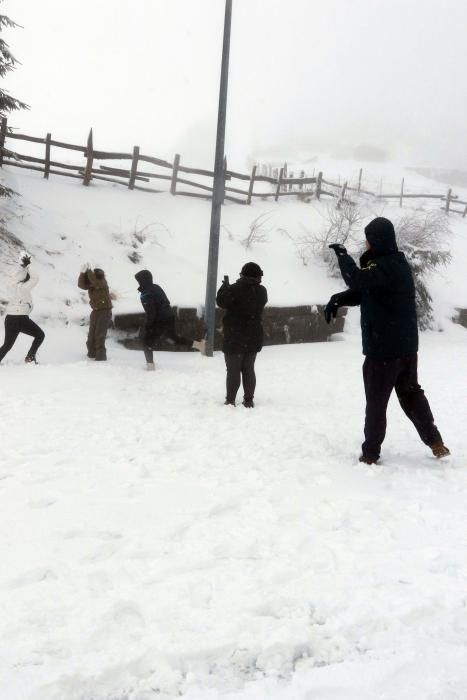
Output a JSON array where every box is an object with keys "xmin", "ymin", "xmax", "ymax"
[
  {"xmin": 364, "ymin": 217, "xmax": 398, "ymax": 256},
  {"xmin": 135, "ymin": 269, "xmax": 153, "ymax": 289}
]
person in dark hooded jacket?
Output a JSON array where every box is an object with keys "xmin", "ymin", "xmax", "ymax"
[
  {"xmin": 135, "ymin": 270, "xmax": 205, "ymax": 370},
  {"xmin": 216, "ymin": 262, "xmax": 268, "ymax": 407},
  {"xmin": 325, "ymin": 217, "xmax": 450, "ymax": 464}
]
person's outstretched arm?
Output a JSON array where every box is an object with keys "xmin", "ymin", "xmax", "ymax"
[{"xmin": 329, "ymin": 244, "xmax": 388, "ymax": 291}]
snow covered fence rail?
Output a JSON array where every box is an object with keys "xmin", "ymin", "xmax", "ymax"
[
  {"xmin": 113, "ymin": 304, "xmax": 346, "ymax": 351},
  {"xmin": 1, "ymin": 118, "xmax": 465, "ymax": 214}
]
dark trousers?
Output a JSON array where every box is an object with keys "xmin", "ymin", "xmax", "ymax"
[
  {"xmin": 362, "ymin": 354, "xmax": 442, "ymax": 459},
  {"xmin": 143, "ymin": 317, "xmax": 193, "ymax": 363},
  {"xmin": 0, "ymin": 315, "xmax": 45, "ymax": 362},
  {"xmin": 87, "ymin": 309, "xmax": 112, "ymax": 360},
  {"xmin": 224, "ymin": 352, "xmax": 257, "ymax": 403}
]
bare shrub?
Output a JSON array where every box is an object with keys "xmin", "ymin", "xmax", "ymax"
[
  {"xmin": 240, "ymin": 213, "xmax": 272, "ymax": 249},
  {"xmin": 395, "ymin": 211, "xmax": 451, "ymax": 329},
  {"xmin": 295, "ymin": 202, "xmax": 364, "ymax": 269}
]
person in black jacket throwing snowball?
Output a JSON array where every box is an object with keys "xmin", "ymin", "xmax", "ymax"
[
  {"xmin": 216, "ymin": 262, "xmax": 268, "ymax": 407},
  {"xmin": 135, "ymin": 269, "xmax": 205, "ymax": 370},
  {"xmin": 325, "ymin": 217, "xmax": 450, "ymax": 464}
]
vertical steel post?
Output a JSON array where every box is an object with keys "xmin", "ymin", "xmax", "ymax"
[{"xmin": 204, "ymin": 0, "xmax": 233, "ymax": 357}]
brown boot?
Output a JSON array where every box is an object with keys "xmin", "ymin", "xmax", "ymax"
[
  {"xmin": 431, "ymin": 442, "xmax": 450, "ymax": 458},
  {"xmin": 359, "ymin": 454, "xmax": 378, "ymax": 465}
]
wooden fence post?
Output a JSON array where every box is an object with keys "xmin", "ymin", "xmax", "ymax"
[
  {"xmin": 128, "ymin": 145, "xmax": 140, "ymax": 190},
  {"xmin": 299, "ymin": 169, "xmax": 305, "ymax": 191},
  {"xmin": 275, "ymin": 167, "xmax": 284, "ymax": 201},
  {"xmin": 357, "ymin": 168, "xmax": 362, "ymax": 194},
  {"xmin": 399, "ymin": 177, "xmax": 404, "ymax": 207},
  {"xmin": 246, "ymin": 164, "xmax": 256, "ymax": 204},
  {"xmin": 82, "ymin": 128, "xmax": 94, "ymax": 186},
  {"xmin": 0, "ymin": 117, "xmax": 7, "ymax": 166},
  {"xmin": 315, "ymin": 171, "xmax": 323, "ymax": 200},
  {"xmin": 445, "ymin": 188, "xmax": 452, "ymax": 214},
  {"xmin": 170, "ymin": 153, "xmax": 180, "ymax": 195},
  {"xmin": 44, "ymin": 132, "xmax": 51, "ymax": 179},
  {"xmin": 337, "ymin": 181, "xmax": 347, "ymax": 209}
]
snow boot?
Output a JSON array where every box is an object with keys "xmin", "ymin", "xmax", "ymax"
[
  {"xmin": 224, "ymin": 399, "xmax": 235, "ymax": 406},
  {"xmin": 192, "ymin": 339, "xmax": 207, "ymax": 355},
  {"xmin": 430, "ymin": 442, "xmax": 450, "ymax": 459},
  {"xmin": 146, "ymin": 362, "xmax": 156, "ymax": 371},
  {"xmin": 242, "ymin": 398, "xmax": 254, "ymax": 408},
  {"xmin": 25, "ymin": 354, "xmax": 38, "ymax": 364},
  {"xmin": 359, "ymin": 454, "xmax": 378, "ymax": 465}
]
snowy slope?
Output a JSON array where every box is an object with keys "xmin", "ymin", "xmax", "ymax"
[{"xmin": 1, "ymin": 162, "xmax": 467, "ymax": 329}]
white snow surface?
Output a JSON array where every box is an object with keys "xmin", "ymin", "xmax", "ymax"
[{"xmin": 1, "ymin": 165, "xmax": 467, "ymax": 699}]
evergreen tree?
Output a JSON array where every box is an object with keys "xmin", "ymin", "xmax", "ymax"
[{"xmin": 0, "ymin": 4, "xmax": 28, "ymax": 198}]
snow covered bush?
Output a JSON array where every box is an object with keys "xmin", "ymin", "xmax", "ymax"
[
  {"xmin": 395, "ymin": 211, "xmax": 451, "ymax": 329},
  {"xmin": 240, "ymin": 213, "xmax": 272, "ymax": 249}
]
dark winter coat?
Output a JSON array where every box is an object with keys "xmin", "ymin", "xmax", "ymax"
[
  {"xmin": 135, "ymin": 270, "xmax": 174, "ymax": 331},
  {"xmin": 216, "ymin": 276, "xmax": 268, "ymax": 354},
  {"xmin": 336, "ymin": 218, "xmax": 418, "ymax": 359},
  {"xmin": 78, "ymin": 269, "xmax": 112, "ymax": 311}
]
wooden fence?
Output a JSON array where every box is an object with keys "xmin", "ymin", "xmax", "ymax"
[{"xmin": 1, "ymin": 118, "xmax": 466, "ymax": 216}]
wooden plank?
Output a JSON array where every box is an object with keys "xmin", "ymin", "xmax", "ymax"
[
  {"xmin": 6, "ymin": 132, "xmax": 45, "ymax": 144},
  {"xmin": 175, "ymin": 177, "xmax": 214, "ymax": 193},
  {"xmin": 44, "ymin": 132, "xmax": 51, "ymax": 179},
  {"xmin": 100, "ymin": 165, "xmax": 171, "ymax": 181},
  {"xmin": 2, "ymin": 161, "xmax": 46, "ymax": 173},
  {"xmin": 226, "ymin": 168, "xmax": 250, "ymax": 181},
  {"xmin": 224, "ymin": 185, "xmax": 249, "ymax": 196},
  {"xmin": 79, "ymin": 171, "xmax": 128, "ymax": 186},
  {"xmin": 170, "ymin": 153, "xmax": 180, "ymax": 195},
  {"xmin": 128, "ymin": 145, "xmax": 140, "ymax": 190},
  {"xmin": 178, "ymin": 163, "xmax": 215, "ymax": 177},
  {"xmin": 247, "ymin": 173, "xmax": 277, "ymax": 184},
  {"xmin": 82, "ymin": 129, "xmax": 94, "ymax": 186},
  {"xmin": 463, "ymin": 205, "xmax": 467, "ymax": 218},
  {"xmin": 399, "ymin": 177, "xmax": 404, "ymax": 207},
  {"xmin": 275, "ymin": 167, "xmax": 284, "ymax": 201},
  {"xmin": 316, "ymin": 171, "xmax": 323, "ymax": 200},
  {"xmin": 322, "ymin": 177, "xmax": 341, "ymax": 188},
  {"xmin": 175, "ymin": 190, "xmax": 211, "ymax": 200},
  {"xmin": 6, "ymin": 152, "xmax": 46, "ymax": 165},
  {"xmin": 357, "ymin": 168, "xmax": 362, "ymax": 194},
  {"xmin": 138, "ymin": 154, "xmax": 173, "ymax": 168},
  {"xmin": 247, "ymin": 165, "xmax": 256, "ymax": 204},
  {"xmin": 378, "ymin": 193, "xmax": 446, "ymax": 200},
  {"xmin": 0, "ymin": 117, "xmax": 7, "ymax": 166},
  {"xmin": 92, "ymin": 150, "xmax": 132, "ymax": 160},
  {"xmin": 49, "ymin": 139, "xmax": 86, "ymax": 152}
]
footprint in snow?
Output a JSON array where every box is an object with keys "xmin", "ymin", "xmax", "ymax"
[
  {"xmin": 28, "ymin": 497, "xmax": 57, "ymax": 509},
  {"xmin": 6, "ymin": 568, "xmax": 58, "ymax": 589}
]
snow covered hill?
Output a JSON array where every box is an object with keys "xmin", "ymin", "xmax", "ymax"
[
  {"xmin": 1, "ymin": 161, "xmax": 467, "ymax": 330},
  {"xmin": 0, "ymin": 163, "xmax": 466, "ymax": 700}
]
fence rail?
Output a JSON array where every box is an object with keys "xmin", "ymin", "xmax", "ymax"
[{"xmin": 1, "ymin": 118, "xmax": 466, "ymax": 216}]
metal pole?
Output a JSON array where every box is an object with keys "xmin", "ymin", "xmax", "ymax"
[{"xmin": 204, "ymin": 0, "xmax": 232, "ymax": 357}]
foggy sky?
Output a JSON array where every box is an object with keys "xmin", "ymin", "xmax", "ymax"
[{"xmin": 3, "ymin": 0, "xmax": 467, "ymax": 169}]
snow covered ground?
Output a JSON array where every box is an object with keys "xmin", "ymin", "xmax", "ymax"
[
  {"xmin": 1, "ymin": 319, "xmax": 466, "ymax": 700},
  {"xmin": 1, "ymin": 163, "xmax": 467, "ymax": 699}
]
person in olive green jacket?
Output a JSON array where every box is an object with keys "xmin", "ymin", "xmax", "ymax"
[{"xmin": 78, "ymin": 264, "xmax": 112, "ymax": 361}]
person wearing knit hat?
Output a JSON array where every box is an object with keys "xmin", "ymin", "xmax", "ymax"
[
  {"xmin": 325, "ymin": 217, "xmax": 450, "ymax": 464},
  {"xmin": 216, "ymin": 262, "xmax": 267, "ymax": 407}
]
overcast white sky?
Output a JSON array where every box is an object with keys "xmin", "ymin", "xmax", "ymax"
[{"xmin": 3, "ymin": 0, "xmax": 467, "ymax": 169}]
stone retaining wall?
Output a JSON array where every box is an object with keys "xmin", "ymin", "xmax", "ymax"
[
  {"xmin": 114, "ymin": 305, "xmax": 346, "ymax": 351},
  {"xmin": 453, "ymin": 308, "xmax": 467, "ymax": 329}
]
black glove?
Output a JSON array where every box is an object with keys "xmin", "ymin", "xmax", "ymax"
[
  {"xmin": 328, "ymin": 243, "xmax": 347, "ymax": 257},
  {"xmin": 21, "ymin": 254, "xmax": 31, "ymax": 268},
  {"xmin": 324, "ymin": 294, "xmax": 341, "ymax": 324}
]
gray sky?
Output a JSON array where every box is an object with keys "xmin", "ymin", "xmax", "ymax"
[{"xmin": 3, "ymin": 0, "xmax": 467, "ymax": 169}]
